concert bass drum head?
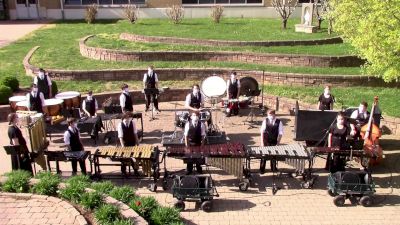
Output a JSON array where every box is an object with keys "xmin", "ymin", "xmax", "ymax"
[
  {"xmin": 239, "ymin": 77, "xmax": 260, "ymax": 96},
  {"xmin": 201, "ymin": 76, "xmax": 226, "ymax": 98},
  {"xmin": 55, "ymin": 91, "xmax": 80, "ymax": 99}
]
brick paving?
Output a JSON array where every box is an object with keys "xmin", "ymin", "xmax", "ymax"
[{"xmin": 1, "ymin": 101, "xmax": 400, "ymax": 225}]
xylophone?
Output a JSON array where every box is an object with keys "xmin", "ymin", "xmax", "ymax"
[{"xmin": 92, "ymin": 145, "xmax": 160, "ymax": 180}]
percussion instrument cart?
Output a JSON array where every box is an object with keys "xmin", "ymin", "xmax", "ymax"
[{"xmin": 172, "ymin": 174, "xmax": 219, "ymax": 212}]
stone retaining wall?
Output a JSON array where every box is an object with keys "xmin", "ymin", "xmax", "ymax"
[
  {"xmin": 80, "ymin": 35, "xmax": 364, "ymax": 68},
  {"xmin": 119, "ymin": 33, "xmax": 344, "ymax": 47}
]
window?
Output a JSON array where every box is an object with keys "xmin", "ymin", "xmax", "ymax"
[
  {"xmin": 65, "ymin": 0, "xmax": 145, "ymax": 5},
  {"xmin": 182, "ymin": 0, "xmax": 262, "ymax": 4}
]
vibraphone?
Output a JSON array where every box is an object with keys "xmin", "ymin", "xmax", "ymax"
[
  {"xmin": 91, "ymin": 145, "xmax": 160, "ymax": 190},
  {"xmin": 164, "ymin": 142, "xmax": 248, "ymax": 190},
  {"xmin": 44, "ymin": 150, "xmax": 90, "ymax": 173}
]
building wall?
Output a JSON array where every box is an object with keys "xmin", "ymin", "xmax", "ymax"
[{"xmin": 147, "ymin": 0, "xmax": 180, "ymax": 8}]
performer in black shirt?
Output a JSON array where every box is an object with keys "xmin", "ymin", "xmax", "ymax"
[
  {"xmin": 33, "ymin": 68, "xmax": 52, "ymax": 99},
  {"xmin": 143, "ymin": 66, "xmax": 160, "ymax": 112},
  {"xmin": 318, "ymin": 85, "xmax": 335, "ymax": 110},
  {"xmin": 326, "ymin": 112, "xmax": 350, "ymax": 172},
  {"xmin": 118, "ymin": 112, "xmax": 139, "ymax": 175},
  {"xmin": 63, "ymin": 118, "xmax": 87, "ymax": 175},
  {"xmin": 120, "ymin": 83, "xmax": 133, "ymax": 113},
  {"xmin": 184, "ymin": 112, "xmax": 206, "ymax": 174}
]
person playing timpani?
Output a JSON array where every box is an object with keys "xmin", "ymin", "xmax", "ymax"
[
  {"xmin": 82, "ymin": 90, "xmax": 98, "ymax": 117},
  {"xmin": 185, "ymin": 84, "xmax": 204, "ymax": 113},
  {"xmin": 63, "ymin": 118, "xmax": 87, "ymax": 175},
  {"xmin": 317, "ymin": 85, "xmax": 335, "ymax": 111},
  {"xmin": 118, "ymin": 112, "xmax": 140, "ymax": 176},
  {"xmin": 26, "ymin": 83, "xmax": 46, "ymax": 113},
  {"xmin": 143, "ymin": 65, "xmax": 160, "ymax": 112},
  {"xmin": 184, "ymin": 112, "xmax": 206, "ymax": 174},
  {"xmin": 7, "ymin": 113, "xmax": 33, "ymax": 174},
  {"xmin": 260, "ymin": 109, "xmax": 284, "ymax": 173},
  {"xmin": 33, "ymin": 68, "xmax": 52, "ymax": 99},
  {"xmin": 326, "ymin": 112, "xmax": 350, "ymax": 173},
  {"xmin": 225, "ymin": 71, "xmax": 241, "ymax": 116},
  {"xmin": 120, "ymin": 83, "xmax": 134, "ymax": 113}
]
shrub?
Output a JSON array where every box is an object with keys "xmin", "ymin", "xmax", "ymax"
[
  {"xmin": 80, "ymin": 191, "xmax": 104, "ymax": 210},
  {"xmin": 66, "ymin": 175, "xmax": 91, "ymax": 185},
  {"xmin": 166, "ymin": 5, "xmax": 184, "ymax": 24},
  {"xmin": 129, "ymin": 196, "xmax": 159, "ymax": 221},
  {"xmin": 59, "ymin": 175, "xmax": 90, "ymax": 203},
  {"xmin": 0, "ymin": 85, "xmax": 12, "ymax": 104},
  {"xmin": 123, "ymin": 4, "xmax": 139, "ymax": 24},
  {"xmin": 150, "ymin": 206, "xmax": 181, "ymax": 225},
  {"xmin": 91, "ymin": 181, "xmax": 115, "ymax": 195},
  {"xmin": 109, "ymin": 218, "xmax": 134, "ymax": 225},
  {"xmin": 109, "ymin": 186, "xmax": 136, "ymax": 204},
  {"xmin": 94, "ymin": 204, "xmax": 121, "ymax": 224},
  {"xmin": 31, "ymin": 172, "xmax": 61, "ymax": 196},
  {"xmin": 85, "ymin": 4, "xmax": 98, "ymax": 24},
  {"xmin": 210, "ymin": 5, "xmax": 224, "ymax": 23},
  {"xmin": 2, "ymin": 170, "xmax": 32, "ymax": 193},
  {"xmin": 1, "ymin": 76, "xmax": 19, "ymax": 91},
  {"xmin": 51, "ymin": 80, "xmax": 58, "ymax": 96}
]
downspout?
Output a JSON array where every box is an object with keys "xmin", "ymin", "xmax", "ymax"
[{"xmin": 59, "ymin": 0, "xmax": 64, "ymax": 20}]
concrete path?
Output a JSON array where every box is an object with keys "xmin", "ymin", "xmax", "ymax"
[{"xmin": 0, "ymin": 20, "xmax": 50, "ymax": 48}]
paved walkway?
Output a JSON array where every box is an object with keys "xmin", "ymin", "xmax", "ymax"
[
  {"xmin": 0, "ymin": 196, "xmax": 79, "ymax": 225},
  {"xmin": 0, "ymin": 20, "xmax": 50, "ymax": 48},
  {"xmin": 0, "ymin": 101, "xmax": 399, "ymax": 225}
]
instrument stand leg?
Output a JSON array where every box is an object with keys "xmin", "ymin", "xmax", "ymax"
[{"xmin": 244, "ymin": 106, "xmax": 257, "ymax": 129}]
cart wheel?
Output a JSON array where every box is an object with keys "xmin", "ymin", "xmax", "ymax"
[
  {"xmin": 148, "ymin": 183, "xmax": 157, "ymax": 192},
  {"xmin": 239, "ymin": 181, "xmax": 249, "ymax": 191},
  {"xmin": 327, "ymin": 189, "xmax": 337, "ymax": 197},
  {"xmin": 300, "ymin": 181, "xmax": 310, "ymax": 189},
  {"xmin": 333, "ymin": 195, "xmax": 346, "ymax": 207},
  {"xmin": 174, "ymin": 200, "xmax": 185, "ymax": 211},
  {"xmin": 201, "ymin": 201, "xmax": 212, "ymax": 212},
  {"xmin": 360, "ymin": 196, "xmax": 374, "ymax": 207}
]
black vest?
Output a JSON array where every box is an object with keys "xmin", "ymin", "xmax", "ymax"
[
  {"xmin": 145, "ymin": 72, "xmax": 156, "ymax": 89},
  {"xmin": 122, "ymin": 121, "xmax": 136, "ymax": 146},
  {"xmin": 85, "ymin": 97, "xmax": 96, "ymax": 116},
  {"xmin": 356, "ymin": 110, "xmax": 370, "ymax": 127},
  {"xmin": 228, "ymin": 79, "xmax": 239, "ymax": 98},
  {"xmin": 190, "ymin": 93, "xmax": 202, "ymax": 109},
  {"xmin": 68, "ymin": 129, "xmax": 83, "ymax": 151},
  {"xmin": 29, "ymin": 92, "xmax": 43, "ymax": 113},
  {"xmin": 188, "ymin": 121, "xmax": 202, "ymax": 146},
  {"xmin": 37, "ymin": 75, "xmax": 50, "ymax": 98},
  {"xmin": 263, "ymin": 118, "xmax": 280, "ymax": 146},
  {"xmin": 122, "ymin": 93, "xmax": 133, "ymax": 112}
]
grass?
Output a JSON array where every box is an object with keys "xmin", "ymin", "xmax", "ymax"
[
  {"xmin": 263, "ymin": 85, "xmax": 400, "ymax": 117},
  {"xmin": 0, "ymin": 19, "xmax": 362, "ymax": 92},
  {"xmin": 88, "ymin": 33, "xmax": 355, "ymax": 56}
]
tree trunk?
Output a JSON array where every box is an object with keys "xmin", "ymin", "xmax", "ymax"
[
  {"xmin": 328, "ymin": 19, "xmax": 333, "ymax": 35},
  {"xmin": 318, "ymin": 19, "xmax": 322, "ymax": 29},
  {"xmin": 282, "ymin": 19, "xmax": 288, "ymax": 29}
]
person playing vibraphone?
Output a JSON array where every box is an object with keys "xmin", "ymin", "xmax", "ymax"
[
  {"xmin": 33, "ymin": 68, "xmax": 52, "ymax": 99},
  {"xmin": 26, "ymin": 83, "xmax": 45, "ymax": 113},
  {"xmin": 260, "ymin": 109, "xmax": 283, "ymax": 173},
  {"xmin": 118, "ymin": 112, "xmax": 140, "ymax": 176},
  {"xmin": 326, "ymin": 112, "xmax": 350, "ymax": 173},
  {"xmin": 225, "ymin": 71, "xmax": 240, "ymax": 116},
  {"xmin": 7, "ymin": 113, "xmax": 33, "ymax": 174},
  {"xmin": 185, "ymin": 84, "xmax": 204, "ymax": 113},
  {"xmin": 184, "ymin": 112, "xmax": 206, "ymax": 174},
  {"xmin": 63, "ymin": 118, "xmax": 87, "ymax": 175},
  {"xmin": 318, "ymin": 85, "xmax": 335, "ymax": 111},
  {"xmin": 143, "ymin": 65, "xmax": 160, "ymax": 113},
  {"xmin": 120, "ymin": 83, "xmax": 134, "ymax": 113}
]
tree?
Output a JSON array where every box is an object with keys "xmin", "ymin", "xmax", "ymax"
[
  {"xmin": 272, "ymin": 0, "xmax": 299, "ymax": 29},
  {"xmin": 313, "ymin": 0, "xmax": 328, "ymax": 29},
  {"xmin": 332, "ymin": 0, "xmax": 400, "ymax": 81}
]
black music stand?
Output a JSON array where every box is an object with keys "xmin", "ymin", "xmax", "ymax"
[
  {"xmin": 144, "ymin": 88, "xmax": 160, "ymax": 121},
  {"xmin": 4, "ymin": 145, "xmax": 36, "ymax": 174}
]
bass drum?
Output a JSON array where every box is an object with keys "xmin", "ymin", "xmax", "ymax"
[
  {"xmin": 201, "ymin": 76, "xmax": 226, "ymax": 99},
  {"xmin": 239, "ymin": 77, "xmax": 260, "ymax": 97}
]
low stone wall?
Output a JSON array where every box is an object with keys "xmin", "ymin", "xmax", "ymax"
[
  {"xmin": 120, "ymin": 33, "xmax": 344, "ymax": 47},
  {"xmin": 80, "ymin": 35, "xmax": 364, "ymax": 68}
]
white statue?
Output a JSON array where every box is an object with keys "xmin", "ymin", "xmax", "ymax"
[{"xmin": 304, "ymin": 9, "xmax": 311, "ymax": 26}]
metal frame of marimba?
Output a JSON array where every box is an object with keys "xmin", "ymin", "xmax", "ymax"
[{"xmin": 90, "ymin": 145, "xmax": 161, "ymax": 191}]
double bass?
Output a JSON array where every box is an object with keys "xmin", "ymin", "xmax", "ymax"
[{"xmin": 360, "ymin": 96, "xmax": 383, "ymax": 166}]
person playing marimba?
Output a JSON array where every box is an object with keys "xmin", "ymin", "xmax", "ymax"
[
  {"xmin": 120, "ymin": 83, "xmax": 133, "ymax": 113},
  {"xmin": 225, "ymin": 71, "xmax": 241, "ymax": 116},
  {"xmin": 33, "ymin": 68, "xmax": 52, "ymax": 99},
  {"xmin": 82, "ymin": 90, "xmax": 98, "ymax": 117},
  {"xmin": 317, "ymin": 85, "xmax": 335, "ymax": 111},
  {"xmin": 260, "ymin": 109, "xmax": 283, "ymax": 173},
  {"xmin": 63, "ymin": 118, "xmax": 87, "ymax": 175},
  {"xmin": 184, "ymin": 112, "xmax": 206, "ymax": 174},
  {"xmin": 26, "ymin": 84, "xmax": 45, "ymax": 113},
  {"xmin": 143, "ymin": 65, "xmax": 160, "ymax": 112},
  {"xmin": 118, "ymin": 112, "xmax": 139, "ymax": 176},
  {"xmin": 326, "ymin": 112, "xmax": 350, "ymax": 172},
  {"xmin": 185, "ymin": 84, "xmax": 204, "ymax": 113},
  {"xmin": 7, "ymin": 113, "xmax": 33, "ymax": 174}
]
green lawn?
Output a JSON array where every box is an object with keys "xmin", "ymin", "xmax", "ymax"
[
  {"xmin": 264, "ymin": 85, "xmax": 399, "ymax": 117},
  {"xmin": 88, "ymin": 34, "xmax": 354, "ymax": 56}
]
